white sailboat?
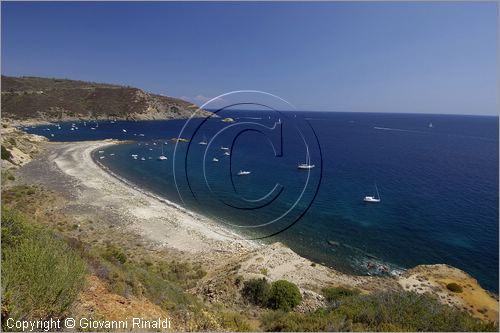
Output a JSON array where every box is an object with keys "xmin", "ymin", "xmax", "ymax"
[
  {"xmin": 298, "ymin": 146, "xmax": 315, "ymax": 169},
  {"xmin": 363, "ymin": 184, "xmax": 381, "ymax": 203},
  {"xmin": 157, "ymin": 143, "xmax": 168, "ymax": 160},
  {"xmin": 212, "ymin": 157, "xmax": 219, "ymax": 162}
]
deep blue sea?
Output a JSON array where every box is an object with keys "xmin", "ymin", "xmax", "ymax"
[{"xmin": 23, "ymin": 111, "xmax": 499, "ymax": 292}]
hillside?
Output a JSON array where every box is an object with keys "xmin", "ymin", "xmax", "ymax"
[{"xmin": 1, "ymin": 76, "xmax": 204, "ymax": 122}]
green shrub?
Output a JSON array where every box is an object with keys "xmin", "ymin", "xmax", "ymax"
[
  {"xmin": 322, "ymin": 286, "xmax": 360, "ymax": 303},
  {"xmin": 1, "ymin": 207, "xmax": 87, "ymax": 326},
  {"xmin": 103, "ymin": 244, "xmax": 127, "ymax": 264},
  {"xmin": 1, "ymin": 145, "xmax": 12, "ymax": 160},
  {"xmin": 266, "ymin": 280, "xmax": 302, "ymax": 312},
  {"xmin": 241, "ymin": 277, "xmax": 270, "ymax": 306},
  {"xmin": 446, "ymin": 282, "xmax": 463, "ymax": 293},
  {"xmin": 219, "ymin": 311, "xmax": 255, "ymax": 331}
]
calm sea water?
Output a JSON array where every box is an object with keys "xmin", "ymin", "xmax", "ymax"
[{"xmin": 23, "ymin": 111, "xmax": 499, "ymax": 292}]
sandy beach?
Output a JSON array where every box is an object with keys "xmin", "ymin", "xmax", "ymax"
[{"xmin": 17, "ymin": 140, "xmax": 259, "ymax": 263}]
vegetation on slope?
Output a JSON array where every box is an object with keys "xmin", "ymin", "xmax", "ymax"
[
  {"xmin": 1, "ymin": 206, "xmax": 87, "ymax": 327},
  {"xmin": 260, "ymin": 287, "xmax": 498, "ymax": 332},
  {"xmin": 1, "ymin": 75, "xmax": 201, "ymax": 121},
  {"xmin": 0, "ymin": 185, "xmax": 255, "ymax": 331}
]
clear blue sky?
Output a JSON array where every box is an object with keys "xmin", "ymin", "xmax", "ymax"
[{"xmin": 2, "ymin": 1, "xmax": 498, "ymax": 115}]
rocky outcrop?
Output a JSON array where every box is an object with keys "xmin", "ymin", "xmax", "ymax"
[
  {"xmin": 1, "ymin": 124, "xmax": 47, "ymax": 173},
  {"xmin": 195, "ymin": 242, "xmax": 499, "ymax": 321},
  {"xmin": 398, "ymin": 264, "xmax": 499, "ymax": 322}
]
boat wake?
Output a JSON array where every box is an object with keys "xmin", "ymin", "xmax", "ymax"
[{"xmin": 373, "ymin": 126, "xmax": 424, "ymax": 134}]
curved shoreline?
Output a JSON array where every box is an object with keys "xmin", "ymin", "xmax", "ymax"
[
  {"xmin": 90, "ymin": 141, "xmax": 405, "ymax": 278},
  {"xmin": 46, "ymin": 140, "xmax": 259, "ymax": 257},
  {"xmin": 90, "ymin": 140, "xmax": 255, "ymax": 243}
]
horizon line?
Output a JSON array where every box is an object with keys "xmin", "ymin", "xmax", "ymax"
[{"xmin": 3, "ymin": 73, "xmax": 498, "ymax": 117}]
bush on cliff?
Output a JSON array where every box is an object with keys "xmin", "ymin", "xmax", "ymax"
[
  {"xmin": 446, "ymin": 282, "xmax": 463, "ymax": 293},
  {"xmin": 241, "ymin": 277, "xmax": 270, "ymax": 306},
  {"xmin": 1, "ymin": 145, "xmax": 12, "ymax": 160},
  {"xmin": 322, "ymin": 286, "xmax": 360, "ymax": 303},
  {"xmin": 266, "ymin": 280, "xmax": 302, "ymax": 312}
]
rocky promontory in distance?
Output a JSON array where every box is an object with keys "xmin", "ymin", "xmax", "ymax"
[{"xmin": 1, "ymin": 75, "xmax": 208, "ymax": 122}]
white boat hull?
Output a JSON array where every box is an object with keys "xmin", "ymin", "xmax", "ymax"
[
  {"xmin": 363, "ymin": 196, "xmax": 380, "ymax": 203},
  {"xmin": 298, "ymin": 164, "xmax": 315, "ymax": 169}
]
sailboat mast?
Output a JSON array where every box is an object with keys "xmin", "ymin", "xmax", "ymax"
[{"xmin": 375, "ymin": 183, "xmax": 380, "ymax": 199}]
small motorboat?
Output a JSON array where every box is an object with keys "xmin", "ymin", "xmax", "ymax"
[
  {"xmin": 237, "ymin": 170, "xmax": 251, "ymax": 176},
  {"xmin": 298, "ymin": 146, "xmax": 315, "ymax": 169},
  {"xmin": 298, "ymin": 163, "xmax": 315, "ymax": 170},
  {"xmin": 212, "ymin": 158, "xmax": 219, "ymax": 162},
  {"xmin": 199, "ymin": 134, "xmax": 208, "ymax": 145}
]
